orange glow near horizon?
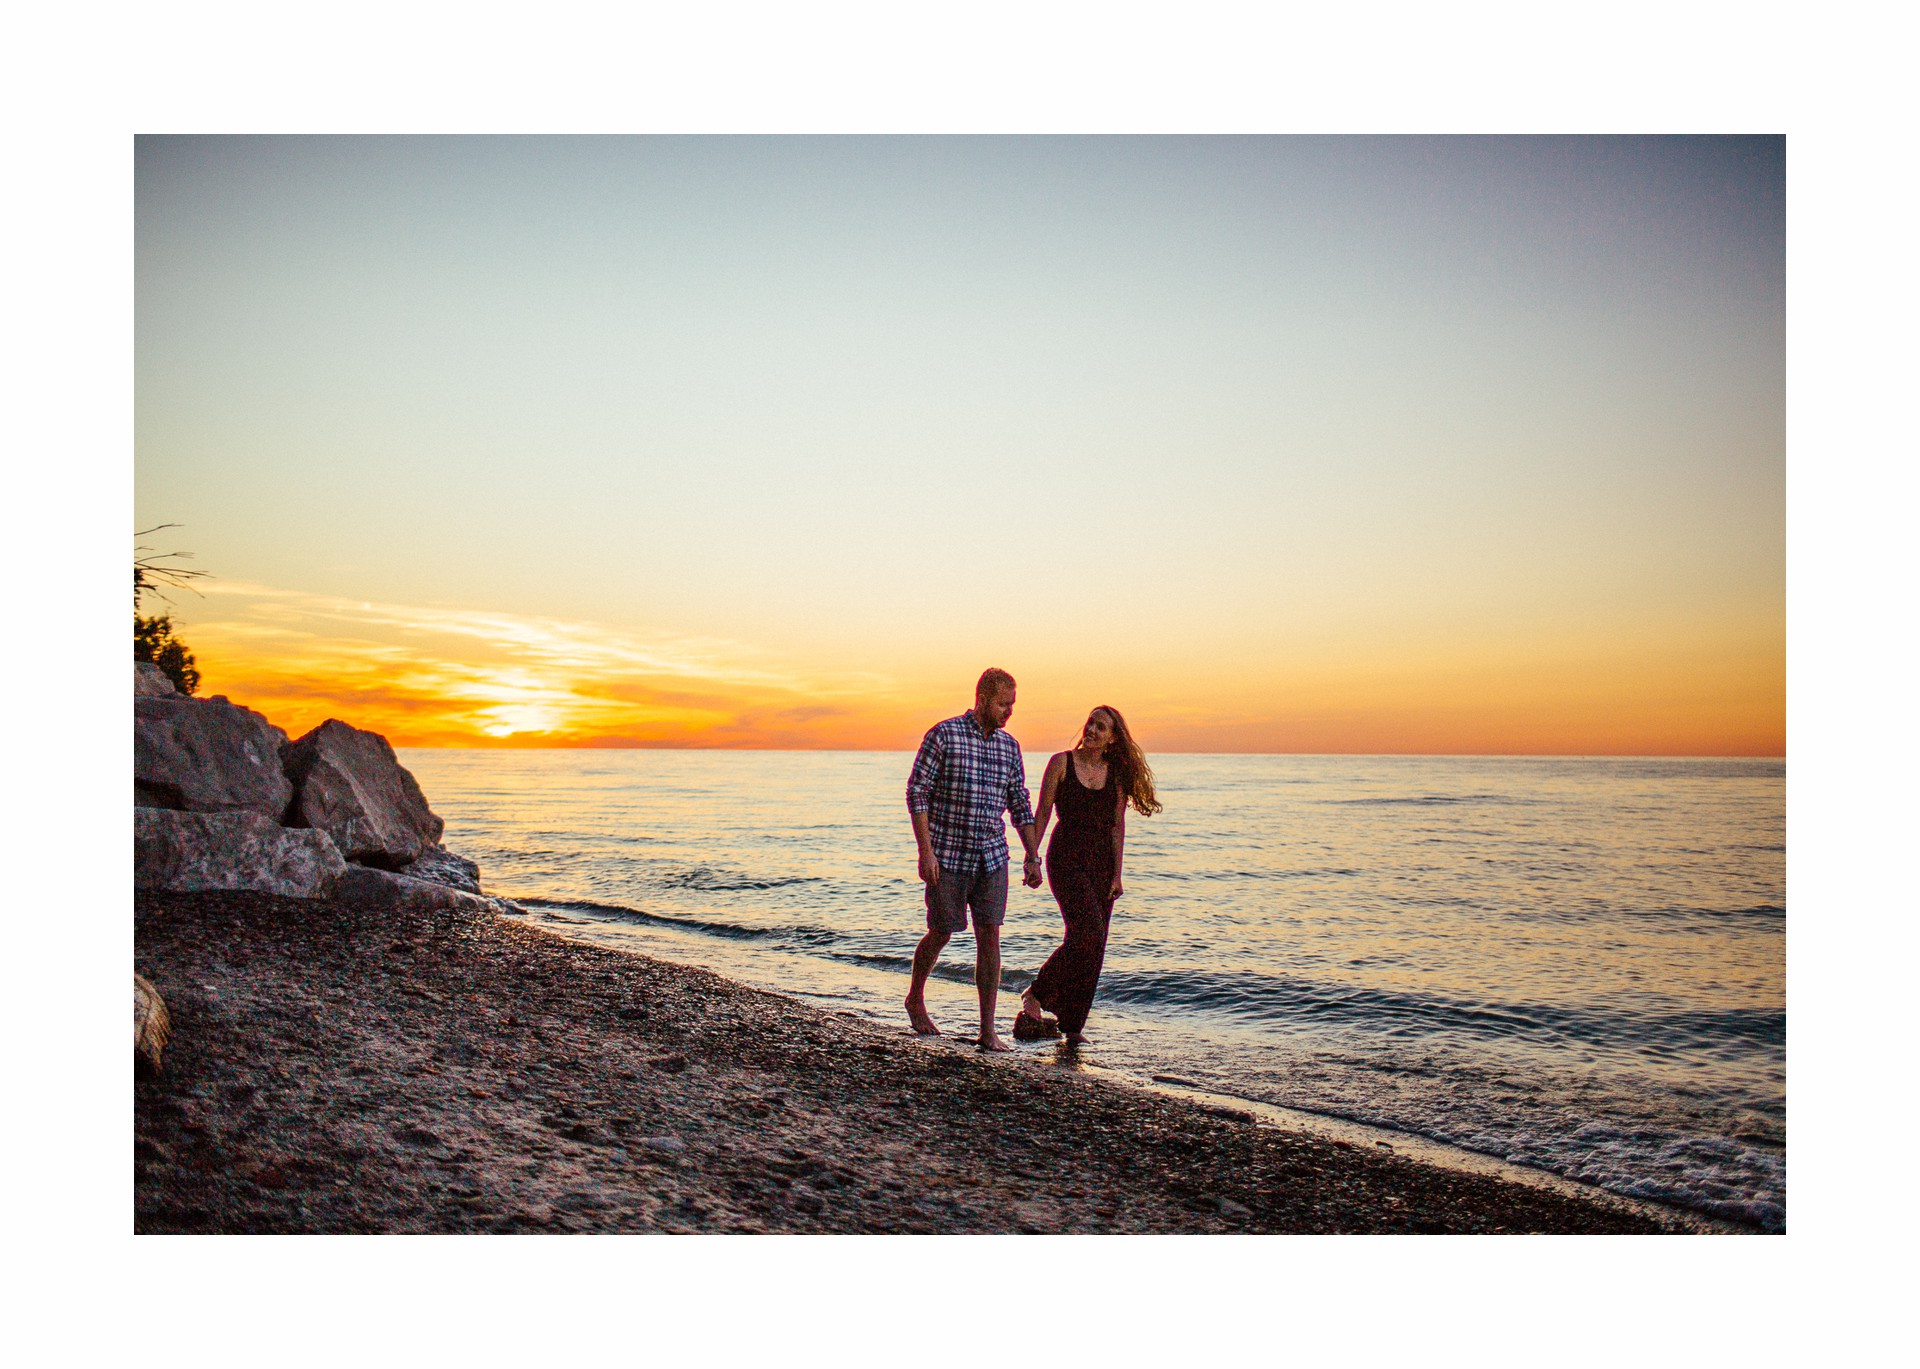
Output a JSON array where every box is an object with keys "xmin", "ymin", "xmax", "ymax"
[
  {"xmin": 175, "ymin": 582, "xmax": 1784, "ymax": 756},
  {"xmin": 180, "ymin": 583, "xmax": 924, "ymax": 750}
]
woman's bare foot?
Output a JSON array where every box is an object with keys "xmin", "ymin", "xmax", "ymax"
[
  {"xmin": 978, "ymin": 1031, "xmax": 1012, "ymax": 1052},
  {"xmin": 905, "ymin": 996, "xmax": 940, "ymax": 1035}
]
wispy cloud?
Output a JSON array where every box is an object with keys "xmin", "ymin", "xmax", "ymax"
[{"xmin": 183, "ymin": 582, "xmax": 907, "ymax": 747}]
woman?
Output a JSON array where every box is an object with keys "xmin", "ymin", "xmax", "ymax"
[{"xmin": 1014, "ymin": 705, "xmax": 1161, "ymax": 1045}]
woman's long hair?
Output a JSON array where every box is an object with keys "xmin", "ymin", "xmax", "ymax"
[{"xmin": 1087, "ymin": 705, "xmax": 1162, "ymax": 816}]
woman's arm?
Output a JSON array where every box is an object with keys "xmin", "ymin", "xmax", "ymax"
[
  {"xmin": 1110, "ymin": 783, "xmax": 1127, "ymax": 898},
  {"xmin": 1032, "ymin": 753, "xmax": 1066, "ymax": 850}
]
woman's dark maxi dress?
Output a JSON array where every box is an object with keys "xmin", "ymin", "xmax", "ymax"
[{"xmin": 1028, "ymin": 756, "xmax": 1118, "ymax": 1036}]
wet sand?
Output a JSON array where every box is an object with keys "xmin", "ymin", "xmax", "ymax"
[{"xmin": 134, "ymin": 888, "xmax": 1690, "ymax": 1234}]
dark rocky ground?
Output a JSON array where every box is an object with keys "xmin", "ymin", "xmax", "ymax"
[{"xmin": 135, "ymin": 889, "xmax": 1691, "ymax": 1234}]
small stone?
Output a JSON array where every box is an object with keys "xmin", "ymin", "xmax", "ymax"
[
  {"xmin": 640, "ymin": 1136, "xmax": 687, "ymax": 1153},
  {"xmin": 135, "ymin": 1137, "xmax": 171, "ymax": 1166},
  {"xmin": 1219, "ymin": 1198, "xmax": 1253, "ymax": 1220},
  {"xmin": 790, "ymin": 1187, "xmax": 825, "ymax": 1215}
]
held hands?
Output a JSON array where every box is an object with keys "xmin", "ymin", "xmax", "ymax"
[
  {"xmin": 1022, "ymin": 853, "xmax": 1044, "ymax": 888},
  {"xmin": 1110, "ymin": 875, "xmax": 1125, "ymax": 899}
]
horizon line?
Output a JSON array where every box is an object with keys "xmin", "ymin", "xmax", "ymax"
[{"xmin": 389, "ymin": 743, "xmax": 1786, "ymax": 760}]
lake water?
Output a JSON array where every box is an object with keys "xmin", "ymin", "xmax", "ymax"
[{"xmin": 400, "ymin": 749, "xmax": 1786, "ymax": 1230}]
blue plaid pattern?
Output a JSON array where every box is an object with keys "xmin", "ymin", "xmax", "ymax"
[{"xmin": 906, "ymin": 712, "xmax": 1035, "ymax": 876}]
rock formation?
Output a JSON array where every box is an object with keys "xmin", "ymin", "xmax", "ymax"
[
  {"xmin": 397, "ymin": 844, "xmax": 483, "ymax": 893},
  {"xmin": 334, "ymin": 864, "xmax": 521, "ymax": 919},
  {"xmin": 281, "ymin": 719, "xmax": 444, "ymax": 868},
  {"xmin": 137, "ymin": 808, "xmax": 349, "ymax": 899},
  {"xmin": 136, "ymin": 693, "xmax": 293, "ymax": 818},
  {"xmin": 133, "ymin": 669, "xmax": 517, "ymax": 915}
]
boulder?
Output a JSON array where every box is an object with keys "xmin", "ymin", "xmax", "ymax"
[
  {"xmin": 334, "ymin": 864, "xmax": 521, "ymax": 919},
  {"xmin": 135, "ymin": 694, "xmax": 293, "ymax": 817},
  {"xmin": 282, "ymin": 719, "xmax": 443, "ymax": 868},
  {"xmin": 134, "ymin": 661, "xmax": 178, "ymax": 697},
  {"xmin": 135, "ymin": 974, "xmax": 171, "ymax": 1076},
  {"xmin": 136, "ymin": 807, "xmax": 347, "ymax": 899},
  {"xmin": 397, "ymin": 843, "xmax": 482, "ymax": 893}
]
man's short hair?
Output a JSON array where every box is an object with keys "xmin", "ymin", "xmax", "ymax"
[{"xmin": 976, "ymin": 667, "xmax": 1016, "ymax": 701}]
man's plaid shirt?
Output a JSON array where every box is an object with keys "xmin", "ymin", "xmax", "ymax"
[{"xmin": 906, "ymin": 711, "xmax": 1035, "ymax": 876}]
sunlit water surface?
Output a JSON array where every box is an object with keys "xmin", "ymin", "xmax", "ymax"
[{"xmin": 401, "ymin": 749, "xmax": 1785, "ymax": 1230}]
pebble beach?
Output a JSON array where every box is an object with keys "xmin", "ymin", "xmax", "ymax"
[{"xmin": 134, "ymin": 888, "xmax": 1697, "ymax": 1235}]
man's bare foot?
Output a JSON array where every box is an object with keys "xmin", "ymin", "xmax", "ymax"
[
  {"xmin": 906, "ymin": 998, "xmax": 940, "ymax": 1035},
  {"xmin": 1062, "ymin": 1031, "xmax": 1087, "ymax": 1045},
  {"xmin": 978, "ymin": 1032, "xmax": 1012, "ymax": 1052}
]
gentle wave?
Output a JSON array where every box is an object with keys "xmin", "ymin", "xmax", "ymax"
[
  {"xmin": 1150, "ymin": 866, "xmax": 1362, "ymax": 882},
  {"xmin": 1325, "ymin": 793, "xmax": 1529, "ymax": 806},
  {"xmin": 821, "ymin": 950, "xmax": 1027, "ymax": 991},
  {"xmin": 1091, "ymin": 967, "xmax": 1784, "ymax": 1053},
  {"xmin": 520, "ymin": 897, "xmax": 779, "ymax": 942},
  {"xmin": 657, "ymin": 868, "xmax": 823, "ymax": 892}
]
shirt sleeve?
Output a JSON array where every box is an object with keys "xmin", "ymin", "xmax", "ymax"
[
  {"xmin": 906, "ymin": 725, "xmax": 943, "ymax": 813},
  {"xmin": 1005, "ymin": 743, "xmax": 1035, "ymax": 829}
]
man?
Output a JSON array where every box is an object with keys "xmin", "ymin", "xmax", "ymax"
[{"xmin": 904, "ymin": 667, "xmax": 1043, "ymax": 1051}]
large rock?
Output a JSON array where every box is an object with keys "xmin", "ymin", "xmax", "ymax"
[
  {"xmin": 334, "ymin": 864, "xmax": 520, "ymax": 919},
  {"xmin": 135, "ymin": 694, "xmax": 293, "ymax": 817},
  {"xmin": 134, "ymin": 662, "xmax": 178, "ymax": 697},
  {"xmin": 136, "ymin": 807, "xmax": 347, "ymax": 898},
  {"xmin": 396, "ymin": 843, "xmax": 482, "ymax": 893},
  {"xmin": 282, "ymin": 720, "xmax": 443, "ymax": 868}
]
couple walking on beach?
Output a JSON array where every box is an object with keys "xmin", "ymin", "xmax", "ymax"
[{"xmin": 905, "ymin": 667, "xmax": 1161, "ymax": 1051}]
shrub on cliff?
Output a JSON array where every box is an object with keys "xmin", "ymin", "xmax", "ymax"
[
  {"xmin": 135, "ymin": 613, "xmax": 201, "ymax": 696},
  {"xmin": 134, "ymin": 525, "xmax": 209, "ymax": 696}
]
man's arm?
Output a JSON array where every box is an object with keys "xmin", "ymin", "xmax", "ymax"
[
  {"xmin": 1008, "ymin": 744, "xmax": 1042, "ymax": 887},
  {"xmin": 910, "ymin": 809, "xmax": 940, "ymax": 886},
  {"xmin": 906, "ymin": 727, "xmax": 943, "ymax": 885}
]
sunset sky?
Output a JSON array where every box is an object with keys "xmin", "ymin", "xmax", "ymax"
[{"xmin": 135, "ymin": 135, "xmax": 1784, "ymax": 754}]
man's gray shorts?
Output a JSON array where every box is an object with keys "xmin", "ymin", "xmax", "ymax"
[{"xmin": 924, "ymin": 864, "xmax": 1008, "ymax": 933}]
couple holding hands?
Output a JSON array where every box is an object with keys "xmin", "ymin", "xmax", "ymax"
[{"xmin": 905, "ymin": 667, "xmax": 1161, "ymax": 1051}]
